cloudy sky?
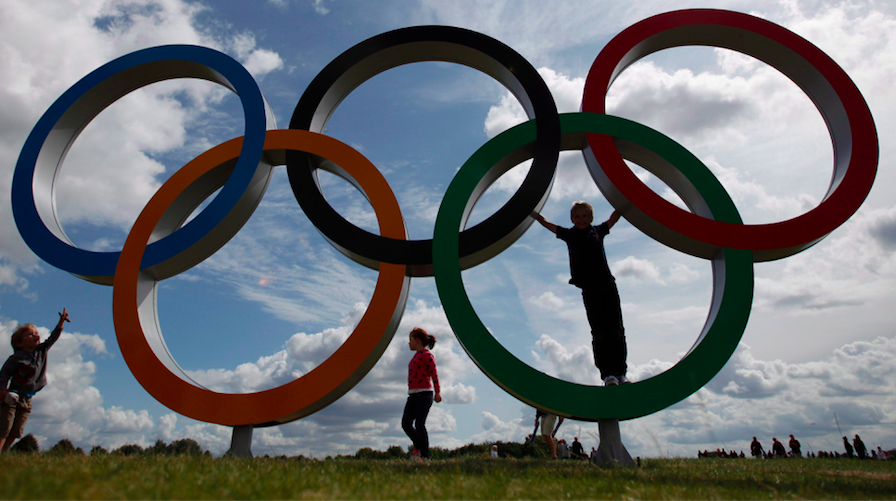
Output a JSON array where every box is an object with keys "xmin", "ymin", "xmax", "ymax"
[{"xmin": 1, "ymin": 0, "xmax": 895, "ymax": 457}]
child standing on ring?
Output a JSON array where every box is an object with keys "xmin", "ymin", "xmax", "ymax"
[
  {"xmin": 534, "ymin": 202, "xmax": 628, "ymax": 386},
  {"xmin": 402, "ymin": 327, "xmax": 441, "ymax": 460},
  {"xmin": 0, "ymin": 308, "xmax": 71, "ymax": 452}
]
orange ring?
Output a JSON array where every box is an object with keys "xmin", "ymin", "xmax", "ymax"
[{"xmin": 112, "ymin": 129, "xmax": 409, "ymax": 426}]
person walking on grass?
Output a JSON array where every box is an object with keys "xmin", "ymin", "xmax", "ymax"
[
  {"xmin": 534, "ymin": 202, "xmax": 627, "ymax": 386},
  {"xmin": 772, "ymin": 438, "xmax": 787, "ymax": 458},
  {"xmin": 750, "ymin": 437, "xmax": 763, "ymax": 458},
  {"xmin": 789, "ymin": 434, "xmax": 802, "ymax": 457},
  {"xmin": 843, "ymin": 436, "xmax": 855, "ymax": 458},
  {"xmin": 571, "ymin": 436, "xmax": 587, "ymax": 460},
  {"xmin": 854, "ymin": 435, "xmax": 867, "ymax": 459},
  {"xmin": 402, "ymin": 327, "xmax": 441, "ymax": 460},
  {"xmin": 534, "ymin": 409, "xmax": 559, "ymax": 459},
  {"xmin": 0, "ymin": 308, "xmax": 70, "ymax": 452}
]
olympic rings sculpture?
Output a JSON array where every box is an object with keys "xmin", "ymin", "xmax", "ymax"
[{"xmin": 12, "ymin": 10, "xmax": 877, "ymax": 426}]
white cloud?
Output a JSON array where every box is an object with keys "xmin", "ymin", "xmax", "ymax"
[
  {"xmin": 439, "ymin": 410, "xmax": 527, "ymax": 449},
  {"xmin": 0, "ymin": 265, "xmax": 20, "ymax": 288},
  {"xmin": 186, "ymin": 320, "xmax": 354, "ymax": 393},
  {"xmin": 530, "ymin": 290, "xmax": 564, "ymax": 310},
  {"xmin": 442, "ymin": 382, "xmax": 477, "ymax": 404},
  {"xmin": 612, "ymin": 255, "xmax": 663, "ymax": 283},
  {"xmin": 532, "ymin": 334, "xmax": 598, "ymax": 385},
  {"xmin": 666, "ymin": 263, "xmax": 702, "ymax": 285},
  {"xmin": 230, "ymin": 33, "xmax": 284, "ymax": 77},
  {"xmin": 268, "ymin": 0, "xmax": 331, "ymax": 15},
  {"xmin": 483, "ymin": 91, "xmax": 526, "ymax": 139},
  {"xmin": 607, "ymin": 61, "xmax": 760, "ymax": 145},
  {"xmin": 605, "ymin": 58, "xmax": 829, "ymax": 221},
  {"xmin": 0, "ymin": 263, "xmax": 37, "ymax": 296},
  {"xmin": 158, "ymin": 413, "xmax": 178, "ymax": 442},
  {"xmin": 748, "ymin": 205, "xmax": 896, "ymax": 318},
  {"xmin": 822, "ymin": 206, "xmax": 896, "ymax": 275},
  {"xmin": 704, "ymin": 158, "xmax": 819, "ymax": 220},
  {"xmin": 484, "ymin": 67, "xmax": 583, "ymax": 139},
  {"xmin": 311, "ymin": 0, "xmax": 330, "ymax": 16},
  {"xmin": 481, "ymin": 411, "xmax": 501, "ymax": 430}
]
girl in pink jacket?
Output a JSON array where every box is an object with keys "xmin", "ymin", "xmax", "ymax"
[{"xmin": 401, "ymin": 327, "xmax": 441, "ymax": 459}]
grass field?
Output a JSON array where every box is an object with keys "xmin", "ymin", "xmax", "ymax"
[{"xmin": 2, "ymin": 454, "xmax": 895, "ymax": 499}]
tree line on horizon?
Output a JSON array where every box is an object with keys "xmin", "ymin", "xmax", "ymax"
[{"xmin": 6, "ymin": 434, "xmax": 556, "ymax": 460}]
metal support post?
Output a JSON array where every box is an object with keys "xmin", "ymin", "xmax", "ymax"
[
  {"xmin": 225, "ymin": 425, "xmax": 254, "ymax": 458},
  {"xmin": 592, "ymin": 419, "xmax": 634, "ymax": 466}
]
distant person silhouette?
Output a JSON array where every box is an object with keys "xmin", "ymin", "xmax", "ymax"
[
  {"xmin": 789, "ymin": 434, "xmax": 801, "ymax": 457},
  {"xmin": 558, "ymin": 438, "xmax": 569, "ymax": 459},
  {"xmin": 853, "ymin": 435, "xmax": 866, "ymax": 459},
  {"xmin": 750, "ymin": 437, "xmax": 763, "ymax": 458},
  {"xmin": 843, "ymin": 436, "xmax": 855, "ymax": 458},
  {"xmin": 535, "ymin": 409, "xmax": 559, "ymax": 459},
  {"xmin": 772, "ymin": 438, "xmax": 787, "ymax": 458},
  {"xmin": 571, "ymin": 436, "xmax": 586, "ymax": 460}
]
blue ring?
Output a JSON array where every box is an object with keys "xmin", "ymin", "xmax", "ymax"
[{"xmin": 12, "ymin": 45, "xmax": 270, "ymax": 282}]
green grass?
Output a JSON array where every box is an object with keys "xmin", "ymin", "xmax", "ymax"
[{"xmin": 2, "ymin": 454, "xmax": 894, "ymax": 499}]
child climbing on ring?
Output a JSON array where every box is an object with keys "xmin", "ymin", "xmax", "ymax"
[{"xmin": 534, "ymin": 202, "xmax": 628, "ymax": 386}]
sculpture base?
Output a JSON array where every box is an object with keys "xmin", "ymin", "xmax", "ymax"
[
  {"xmin": 225, "ymin": 425, "xmax": 254, "ymax": 458},
  {"xmin": 592, "ymin": 419, "xmax": 634, "ymax": 466}
]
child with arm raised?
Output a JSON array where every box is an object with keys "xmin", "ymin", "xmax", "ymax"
[
  {"xmin": 534, "ymin": 202, "xmax": 628, "ymax": 385},
  {"xmin": 0, "ymin": 308, "xmax": 70, "ymax": 452}
]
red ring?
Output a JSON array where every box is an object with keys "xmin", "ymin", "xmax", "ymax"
[{"xmin": 582, "ymin": 9, "xmax": 877, "ymax": 261}]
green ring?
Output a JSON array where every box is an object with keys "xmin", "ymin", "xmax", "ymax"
[{"xmin": 433, "ymin": 113, "xmax": 754, "ymax": 420}]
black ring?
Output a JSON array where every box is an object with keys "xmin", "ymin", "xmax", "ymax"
[{"xmin": 287, "ymin": 26, "xmax": 560, "ymax": 276}]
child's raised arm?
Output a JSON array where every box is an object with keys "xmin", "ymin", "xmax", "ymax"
[
  {"xmin": 46, "ymin": 308, "xmax": 71, "ymax": 349},
  {"xmin": 57, "ymin": 308, "xmax": 71, "ymax": 330},
  {"xmin": 606, "ymin": 210, "xmax": 621, "ymax": 229},
  {"xmin": 532, "ymin": 212, "xmax": 557, "ymax": 234}
]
